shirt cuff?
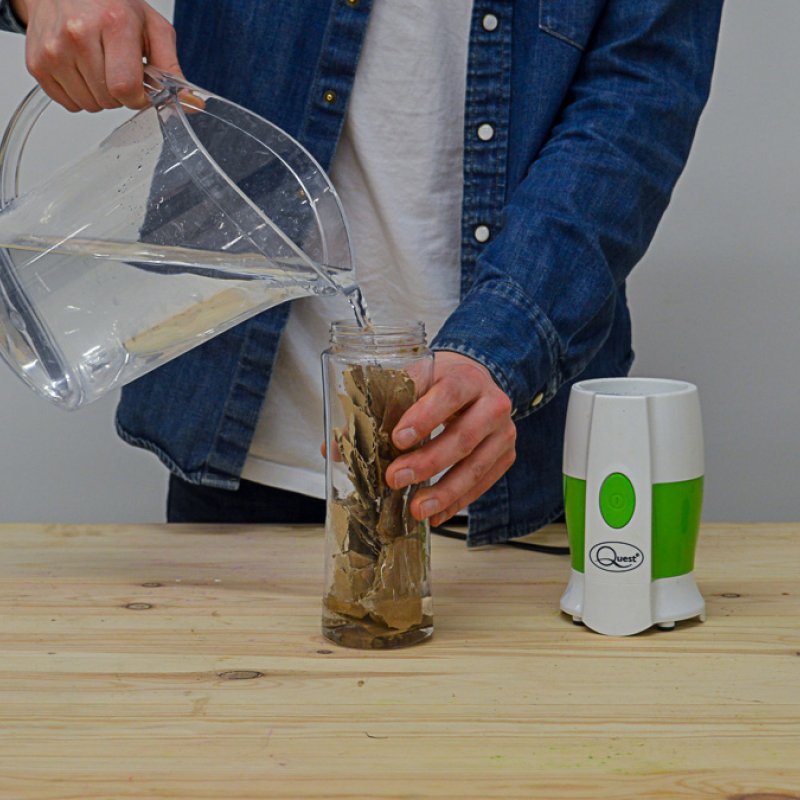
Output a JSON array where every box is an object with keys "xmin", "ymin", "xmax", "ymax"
[{"xmin": 430, "ymin": 276, "xmax": 562, "ymax": 421}]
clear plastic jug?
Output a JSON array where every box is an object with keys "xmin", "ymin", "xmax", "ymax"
[{"xmin": 0, "ymin": 67, "xmax": 355, "ymax": 410}]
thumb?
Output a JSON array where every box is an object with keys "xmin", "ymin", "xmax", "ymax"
[{"xmin": 143, "ymin": 9, "xmax": 184, "ymax": 80}]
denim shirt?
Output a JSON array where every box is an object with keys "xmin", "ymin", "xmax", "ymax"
[{"xmin": 1, "ymin": 0, "xmax": 723, "ymax": 544}]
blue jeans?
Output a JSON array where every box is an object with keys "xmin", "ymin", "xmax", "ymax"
[{"xmin": 167, "ymin": 475, "xmax": 326, "ymax": 524}]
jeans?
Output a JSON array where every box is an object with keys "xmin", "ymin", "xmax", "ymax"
[{"xmin": 167, "ymin": 475, "xmax": 326, "ymax": 524}]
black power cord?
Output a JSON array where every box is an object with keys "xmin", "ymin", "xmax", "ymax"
[{"xmin": 431, "ymin": 525, "xmax": 570, "ymax": 555}]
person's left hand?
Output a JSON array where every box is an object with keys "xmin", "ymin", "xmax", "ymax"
[{"xmin": 385, "ymin": 351, "xmax": 517, "ymax": 526}]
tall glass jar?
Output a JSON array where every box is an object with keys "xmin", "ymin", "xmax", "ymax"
[{"xmin": 321, "ymin": 321, "xmax": 434, "ymax": 649}]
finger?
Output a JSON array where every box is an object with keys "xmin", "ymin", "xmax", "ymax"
[
  {"xmin": 76, "ymin": 43, "xmax": 123, "ymax": 109},
  {"xmin": 176, "ymin": 88, "xmax": 206, "ymax": 113},
  {"xmin": 143, "ymin": 9, "xmax": 183, "ymax": 78},
  {"xmin": 388, "ymin": 381, "xmax": 514, "ymax": 488},
  {"xmin": 42, "ymin": 15, "xmax": 106, "ymax": 112},
  {"xmin": 392, "ymin": 373, "xmax": 481, "ymax": 450},
  {"xmin": 33, "ymin": 73, "xmax": 81, "ymax": 112},
  {"xmin": 26, "ymin": 37, "xmax": 98, "ymax": 110},
  {"xmin": 409, "ymin": 427, "xmax": 516, "ymax": 521},
  {"xmin": 320, "ymin": 439, "xmax": 342, "ymax": 462},
  {"xmin": 102, "ymin": 24, "xmax": 147, "ymax": 108},
  {"xmin": 387, "ymin": 399, "xmax": 497, "ymax": 488},
  {"xmin": 52, "ymin": 66, "xmax": 103, "ymax": 112},
  {"xmin": 427, "ymin": 448, "xmax": 517, "ymax": 527},
  {"xmin": 59, "ymin": 12, "xmax": 122, "ymax": 108}
]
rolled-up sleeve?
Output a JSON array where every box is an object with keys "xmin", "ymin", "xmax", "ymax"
[{"xmin": 432, "ymin": 0, "xmax": 724, "ymax": 420}]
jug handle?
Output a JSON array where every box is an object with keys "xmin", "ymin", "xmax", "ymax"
[{"xmin": 0, "ymin": 84, "xmax": 51, "ymax": 209}]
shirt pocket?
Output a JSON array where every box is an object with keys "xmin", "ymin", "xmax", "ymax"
[{"xmin": 538, "ymin": 0, "xmax": 607, "ymax": 51}]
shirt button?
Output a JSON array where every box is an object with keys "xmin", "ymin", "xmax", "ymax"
[
  {"xmin": 477, "ymin": 123, "xmax": 495, "ymax": 142},
  {"xmin": 531, "ymin": 391, "xmax": 545, "ymax": 408},
  {"xmin": 323, "ymin": 89, "xmax": 337, "ymax": 104},
  {"xmin": 474, "ymin": 225, "xmax": 491, "ymax": 243},
  {"xmin": 482, "ymin": 13, "xmax": 499, "ymax": 32}
]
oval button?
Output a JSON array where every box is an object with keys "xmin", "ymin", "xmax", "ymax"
[
  {"xmin": 474, "ymin": 224, "xmax": 491, "ymax": 243},
  {"xmin": 477, "ymin": 123, "xmax": 495, "ymax": 141},
  {"xmin": 599, "ymin": 473, "xmax": 635, "ymax": 529},
  {"xmin": 482, "ymin": 13, "xmax": 499, "ymax": 32}
]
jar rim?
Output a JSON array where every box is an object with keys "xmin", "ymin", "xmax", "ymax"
[
  {"xmin": 329, "ymin": 320, "xmax": 427, "ymax": 351},
  {"xmin": 331, "ymin": 320, "xmax": 425, "ymax": 336}
]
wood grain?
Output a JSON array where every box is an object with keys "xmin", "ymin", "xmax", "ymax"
[{"xmin": 0, "ymin": 522, "xmax": 798, "ymax": 799}]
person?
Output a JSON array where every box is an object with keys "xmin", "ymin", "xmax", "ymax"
[{"xmin": 0, "ymin": 0, "xmax": 723, "ymax": 546}]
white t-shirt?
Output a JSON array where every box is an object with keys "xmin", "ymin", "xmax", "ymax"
[{"xmin": 242, "ymin": 0, "xmax": 473, "ymax": 496}]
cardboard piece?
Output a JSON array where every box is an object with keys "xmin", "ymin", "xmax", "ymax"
[
  {"xmin": 324, "ymin": 363, "xmax": 428, "ymax": 635},
  {"xmin": 361, "ymin": 535, "xmax": 424, "ymax": 630}
]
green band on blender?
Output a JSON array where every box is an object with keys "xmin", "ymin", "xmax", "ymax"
[{"xmin": 563, "ymin": 475, "xmax": 704, "ymax": 579}]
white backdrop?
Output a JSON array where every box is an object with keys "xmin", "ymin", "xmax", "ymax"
[{"xmin": 0, "ymin": 1, "xmax": 798, "ymax": 523}]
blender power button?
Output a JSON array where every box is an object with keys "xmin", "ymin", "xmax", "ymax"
[{"xmin": 599, "ymin": 472, "xmax": 636, "ymax": 529}]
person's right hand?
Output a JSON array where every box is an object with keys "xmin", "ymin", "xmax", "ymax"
[{"xmin": 13, "ymin": 0, "xmax": 182, "ymax": 112}]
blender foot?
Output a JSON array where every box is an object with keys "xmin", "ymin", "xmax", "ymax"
[
  {"xmin": 571, "ymin": 616, "xmax": 584, "ymax": 626},
  {"xmin": 657, "ymin": 621, "xmax": 676, "ymax": 630}
]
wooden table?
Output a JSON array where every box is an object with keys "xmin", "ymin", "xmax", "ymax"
[{"xmin": 0, "ymin": 522, "xmax": 798, "ymax": 799}]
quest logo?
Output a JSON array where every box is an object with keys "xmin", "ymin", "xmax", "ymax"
[{"xmin": 589, "ymin": 542, "xmax": 645, "ymax": 573}]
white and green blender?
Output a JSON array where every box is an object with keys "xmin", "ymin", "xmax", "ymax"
[{"xmin": 560, "ymin": 377, "xmax": 706, "ymax": 636}]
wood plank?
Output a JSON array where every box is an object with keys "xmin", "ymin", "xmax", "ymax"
[{"xmin": 0, "ymin": 523, "xmax": 798, "ymax": 798}]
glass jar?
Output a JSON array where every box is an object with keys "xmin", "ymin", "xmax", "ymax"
[{"xmin": 321, "ymin": 321, "xmax": 434, "ymax": 648}]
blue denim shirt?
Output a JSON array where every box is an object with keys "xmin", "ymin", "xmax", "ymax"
[{"xmin": 1, "ymin": 0, "xmax": 723, "ymax": 544}]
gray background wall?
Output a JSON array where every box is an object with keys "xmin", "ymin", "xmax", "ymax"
[{"xmin": 0, "ymin": 1, "xmax": 797, "ymax": 524}]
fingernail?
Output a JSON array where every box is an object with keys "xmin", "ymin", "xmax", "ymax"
[
  {"xmin": 394, "ymin": 427, "xmax": 417, "ymax": 448},
  {"xmin": 419, "ymin": 498, "xmax": 440, "ymax": 518},
  {"xmin": 393, "ymin": 468, "xmax": 415, "ymax": 489}
]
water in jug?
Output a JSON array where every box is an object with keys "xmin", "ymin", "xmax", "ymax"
[{"xmin": 0, "ymin": 67, "xmax": 365, "ymax": 410}]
